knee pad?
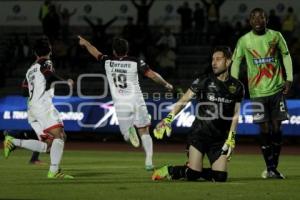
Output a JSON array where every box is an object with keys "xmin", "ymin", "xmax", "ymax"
[
  {"xmin": 212, "ymin": 170, "xmax": 227, "ymax": 182},
  {"xmin": 186, "ymin": 168, "xmax": 202, "ymax": 181}
]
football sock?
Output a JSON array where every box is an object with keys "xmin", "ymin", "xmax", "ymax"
[
  {"xmin": 50, "ymin": 139, "xmax": 64, "ymax": 173},
  {"xmin": 211, "ymin": 170, "xmax": 227, "ymax": 182},
  {"xmin": 168, "ymin": 165, "xmax": 187, "ymax": 179},
  {"xmin": 200, "ymin": 168, "xmax": 213, "ymax": 181},
  {"xmin": 260, "ymin": 132, "xmax": 275, "ymax": 170},
  {"xmin": 185, "ymin": 168, "xmax": 202, "ymax": 181},
  {"xmin": 12, "ymin": 139, "xmax": 47, "ymax": 153},
  {"xmin": 168, "ymin": 166, "xmax": 210, "ymax": 181},
  {"xmin": 141, "ymin": 134, "xmax": 153, "ymax": 166},
  {"xmin": 272, "ymin": 131, "xmax": 282, "ymax": 168}
]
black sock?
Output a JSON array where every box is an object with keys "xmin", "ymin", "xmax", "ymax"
[
  {"xmin": 30, "ymin": 152, "xmax": 40, "ymax": 162},
  {"xmin": 212, "ymin": 170, "xmax": 228, "ymax": 182},
  {"xmin": 272, "ymin": 131, "xmax": 282, "ymax": 168},
  {"xmin": 168, "ymin": 165, "xmax": 187, "ymax": 180},
  {"xmin": 185, "ymin": 168, "xmax": 202, "ymax": 181},
  {"xmin": 168, "ymin": 166, "xmax": 212, "ymax": 181},
  {"xmin": 200, "ymin": 168, "xmax": 212, "ymax": 181},
  {"xmin": 260, "ymin": 133, "xmax": 275, "ymax": 170}
]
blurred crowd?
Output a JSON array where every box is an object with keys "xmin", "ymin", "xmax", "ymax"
[{"xmin": 0, "ymin": 0, "xmax": 300, "ymax": 98}]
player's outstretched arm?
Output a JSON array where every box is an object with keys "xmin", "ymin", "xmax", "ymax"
[
  {"xmin": 229, "ymin": 102, "xmax": 241, "ymax": 134},
  {"xmin": 154, "ymin": 89, "xmax": 195, "ymax": 139},
  {"xmin": 144, "ymin": 69, "xmax": 173, "ymax": 91},
  {"xmin": 78, "ymin": 35, "xmax": 103, "ymax": 60},
  {"xmin": 170, "ymin": 89, "xmax": 195, "ymax": 116}
]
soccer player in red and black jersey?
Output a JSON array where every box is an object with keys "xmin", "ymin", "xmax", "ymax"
[
  {"xmin": 79, "ymin": 36, "xmax": 173, "ymax": 170},
  {"xmin": 3, "ymin": 37, "xmax": 74, "ymax": 179}
]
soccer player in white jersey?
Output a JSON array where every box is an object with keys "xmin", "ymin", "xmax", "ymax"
[
  {"xmin": 3, "ymin": 37, "xmax": 74, "ymax": 179},
  {"xmin": 78, "ymin": 36, "xmax": 173, "ymax": 170}
]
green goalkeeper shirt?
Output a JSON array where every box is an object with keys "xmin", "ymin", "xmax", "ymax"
[{"xmin": 231, "ymin": 29, "xmax": 293, "ymax": 98}]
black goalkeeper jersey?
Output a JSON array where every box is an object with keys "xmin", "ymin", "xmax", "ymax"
[{"xmin": 189, "ymin": 73, "xmax": 245, "ymax": 141}]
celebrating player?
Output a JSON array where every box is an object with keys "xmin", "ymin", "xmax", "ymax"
[
  {"xmin": 231, "ymin": 8, "xmax": 293, "ymax": 179},
  {"xmin": 78, "ymin": 36, "xmax": 173, "ymax": 170},
  {"xmin": 152, "ymin": 46, "xmax": 244, "ymax": 182},
  {"xmin": 3, "ymin": 37, "xmax": 74, "ymax": 179}
]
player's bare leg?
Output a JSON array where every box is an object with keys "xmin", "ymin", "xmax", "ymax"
[
  {"xmin": 188, "ymin": 145, "xmax": 203, "ymax": 172},
  {"xmin": 211, "ymin": 155, "xmax": 228, "ymax": 182},
  {"xmin": 138, "ymin": 126, "xmax": 153, "ymax": 171},
  {"xmin": 211, "ymin": 155, "xmax": 227, "ymax": 171}
]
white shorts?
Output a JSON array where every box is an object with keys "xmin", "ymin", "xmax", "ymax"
[
  {"xmin": 114, "ymin": 99, "xmax": 151, "ymax": 137},
  {"xmin": 28, "ymin": 104, "xmax": 63, "ymax": 140}
]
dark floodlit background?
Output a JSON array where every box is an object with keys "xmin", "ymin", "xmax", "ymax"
[{"xmin": 0, "ymin": 0, "xmax": 300, "ymax": 142}]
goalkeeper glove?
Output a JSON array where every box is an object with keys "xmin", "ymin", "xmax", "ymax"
[
  {"xmin": 153, "ymin": 113, "xmax": 174, "ymax": 139},
  {"xmin": 221, "ymin": 131, "xmax": 236, "ymax": 160}
]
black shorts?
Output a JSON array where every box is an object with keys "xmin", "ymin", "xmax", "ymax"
[
  {"xmin": 187, "ymin": 132, "xmax": 225, "ymax": 164},
  {"xmin": 251, "ymin": 91, "xmax": 289, "ymax": 123}
]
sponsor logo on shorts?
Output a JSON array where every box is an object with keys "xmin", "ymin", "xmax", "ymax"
[{"xmin": 253, "ymin": 113, "xmax": 264, "ymax": 121}]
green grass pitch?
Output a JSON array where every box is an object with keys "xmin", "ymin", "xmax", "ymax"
[{"xmin": 0, "ymin": 150, "xmax": 299, "ymax": 200}]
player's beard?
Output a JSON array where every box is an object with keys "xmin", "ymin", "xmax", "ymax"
[{"xmin": 213, "ymin": 68, "xmax": 228, "ymax": 77}]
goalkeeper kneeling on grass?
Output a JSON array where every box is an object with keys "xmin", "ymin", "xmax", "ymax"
[{"xmin": 152, "ymin": 46, "xmax": 245, "ymax": 182}]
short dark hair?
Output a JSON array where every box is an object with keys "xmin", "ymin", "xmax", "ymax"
[
  {"xmin": 33, "ymin": 37, "xmax": 51, "ymax": 56},
  {"xmin": 212, "ymin": 46, "xmax": 232, "ymax": 59},
  {"xmin": 250, "ymin": 8, "xmax": 267, "ymax": 18},
  {"xmin": 112, "ymin": 38, "xmax": 129, "ymax": 56}
]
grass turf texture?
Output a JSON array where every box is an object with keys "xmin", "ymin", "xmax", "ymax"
[{"xmin": 0, "ymin": 150, "xmax": 299, "ymax": 200}]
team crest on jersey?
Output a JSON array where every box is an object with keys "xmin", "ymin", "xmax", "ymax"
[{"xmin": 228, "ymin": 84, "xmax": 237, "ymax": 94}]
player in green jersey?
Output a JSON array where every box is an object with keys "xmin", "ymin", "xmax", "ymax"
[{"xmin": 231, "ymin": 8, "xmax": 293, "ymax": 179}]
